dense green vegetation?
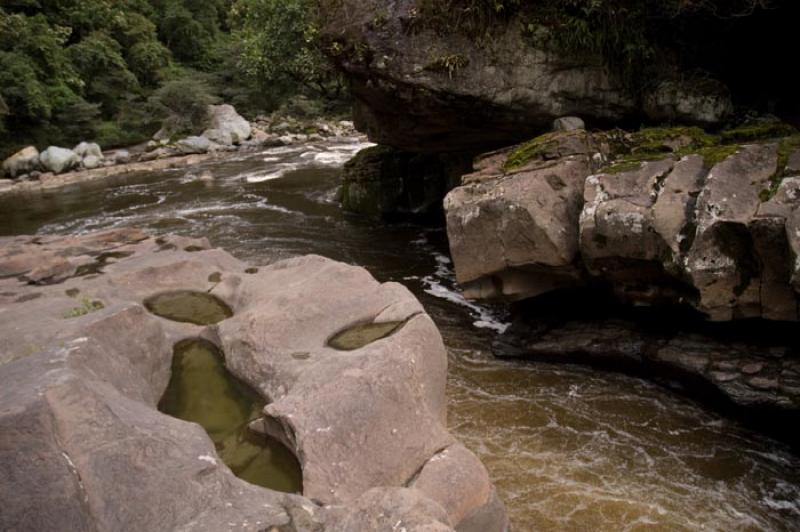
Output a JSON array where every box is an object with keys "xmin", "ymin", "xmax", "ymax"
[{"xmin": 0, "ymin": 0, "xmax": 341, "ymax": 158}]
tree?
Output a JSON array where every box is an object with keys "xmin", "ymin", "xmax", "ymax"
[{"xmin": 231, "ymin": 0, "xmax": 343, "ymax": 100}]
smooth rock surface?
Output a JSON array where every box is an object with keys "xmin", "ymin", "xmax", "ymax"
[
  {"xmin": 39, "ymin": 146, "xmax": 81, "ymax": 174},
  {"xmin": 0, "ymin": 229, "xmax": 507, "ymax": 532},
  {"xmin": 176, "ymin": 136, "xmax": 212, "ymax": 155},
  {"xmin": 73, "ymin": 142, "xmax": 103, "ymax": 160},
  {"xmin": 204, "ymin": 104, "xmax": 252, "ymax": 145}
]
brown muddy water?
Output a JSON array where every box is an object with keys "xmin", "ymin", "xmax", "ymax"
[{"xmin": 1, "ymin": 140, "xmax": 798, "ymax": 530}]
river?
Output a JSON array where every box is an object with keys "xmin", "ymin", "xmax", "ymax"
[{"xmin": 1, "ymin": 139, "xmax": 798, "ymax": 531}]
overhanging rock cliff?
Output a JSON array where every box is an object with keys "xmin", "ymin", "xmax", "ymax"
[{"xmin": 318, "ymin": 0, "xmax": 731, "ymax": 153}]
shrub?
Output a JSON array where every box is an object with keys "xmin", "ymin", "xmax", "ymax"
[{"xmin": 148, "ymin": 77, "xmax": 219, "ymax": 135}]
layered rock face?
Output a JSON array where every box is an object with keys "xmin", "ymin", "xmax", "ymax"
[
  {"xmin": 318, "ymin": 1, "xmax": 731, "ymax": 153},
  {"xmin": 445, "ymin": 130, "xmax": 800, "ymax": 324},
  {"xmin": 341, "ymin": 145, "xmax": 472, "ymax": 217},
  {"xmin": 0, "ymin": 229, "xmax": 508, "ymax": 532}
]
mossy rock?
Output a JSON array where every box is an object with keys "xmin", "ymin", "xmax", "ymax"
[
  {"xmin": 503, "ymin": 130, "xmax": 590, "ymax": 172},
  {"xmin": 720, "ymin": 122, "xmax": 798, "ymax": 143}
]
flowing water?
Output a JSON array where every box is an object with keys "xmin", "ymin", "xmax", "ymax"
[{"xmin": 1, "ymin": 140, "xmax": 799, "ymax": 531}]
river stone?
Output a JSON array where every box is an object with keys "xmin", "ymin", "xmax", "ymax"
[
  {"xmin": 553, "ymin": 116, "xmax": 585, "ymax": 132},
  {"xmin": 0, "ymin": 229, "xmax": 507, "ymax": 531},
  {"xmin": 2, "ymin": 146, "xmax": 39, "ymax": 178},
  {"xmin": 202, "ymin": 127, "xmax": 233, "ymax": 146},
  {"xmin": 39, "ymin": 146, "xmax": 81, "ymax": 174},
  {"xmin": 176, "ymin": 136, "xmax": 211, "ymax": 155},
  {"xmin": 112, "ymin": 150, "xmax": 131, "ymax": 164},
  {"xmin": 73, "ymin": 141, "xmax": 103, "ymax": 159},
  {"xmin": 82, "ymin": 155, "xmax": 102, "ymax": 169},
  {"xmin": 410, "ymin": 443, "xmax": 510, "ymax": 532},
  {"xmin": 204, "ymin": 104, "xmax": 251, "ymax": 144}
]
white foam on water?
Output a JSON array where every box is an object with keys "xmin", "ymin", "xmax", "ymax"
[
  {"xmin": 260, "ymin": 145, "xmax": 304, "ymax": 156},
  {"xmin": 244, "ymin": 163, "xmax": 299, "ymax": 183},
  {"xmin": 313, "ymin": 151, "xmax": 354, "ymax": 166},
  {"xmin": 416, "ymin": 238, "xmax": 510, "ymax": 333}
]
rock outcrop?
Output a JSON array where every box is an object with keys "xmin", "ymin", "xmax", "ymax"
[
  {"xmin": 318, "ymin": 1, "xmax": 732, "ymax": 152},
  {"xmin": 341, "ymin": 145, "xmax": 471, "ymax": 217},
  {"xmin": 495, "ymin": 309, "xmax": 800, "ymax": 415},
  {"xmin": 0, "ymin": 229, "xmax": 508, "ymax": 532},
  {"xmin": 445, "ymin": 129, "xmax": 800, "ymax": 324}
]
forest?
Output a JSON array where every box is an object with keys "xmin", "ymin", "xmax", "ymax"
[{"xmin": 0, "ymin": 0, "xmax": 338, "ymax": 157}]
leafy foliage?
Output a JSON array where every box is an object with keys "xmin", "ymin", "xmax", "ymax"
[{"xmin": 232, "ymin": 0, "xmax": 344, "ymax": 100}]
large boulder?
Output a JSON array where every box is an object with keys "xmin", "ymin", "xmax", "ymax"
[
  {"xmin": 0, "ymin": 230, "xmax": 508, "ymax": 532},
  {"xmin": 73, "ymin": 141, "xmax": 103, "ymax": 160},
  {"xmin": 444, "ymin": 129, "xmax": 800, "ymax": 322},
  {"xmin": 444, "ymin": 131, "xmax": 596, "ymax": 300},
  {"xmin": 203, "ymin": 104, "xmax": 251, "ymax": 145},
  {"xmin": 2, "ymin": 146, "xmax": 40, "ymax": 178},
  {"xmin": 176, "ymin": 136, "xmax": 211, "ymax": 155},
  {"xmin": 39, "ymin": 146, "xmax": 80, "ymax": 174}
]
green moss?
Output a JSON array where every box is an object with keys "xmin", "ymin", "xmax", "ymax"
[
  {"xmin": 600, "ymin": 126, "xmax": 721, "ymax": 174},
  {"xmin": 721, "ymin": 122, "xmax": 798, "ymax": 143},
  {"xmin": 695, "ymin": 145, "xmax": 740, "ymax": 168},
  {"xmin": 632, "ymin": 127, "xmax": 718, "ymax": 153},
  {"xmin": 758, "ymin": 135, "xmax": 800, "ymax": 202},
  {"xmin": 602, "ymin": 158, "xmax": 650, "ymax": 175},
  {"xmin": 503, "ymin": 132, "xmax": 561, "ymax": 171},
  {"xmin": 63, "ymin": 299, "xmax": 105, "ymax": 319}
]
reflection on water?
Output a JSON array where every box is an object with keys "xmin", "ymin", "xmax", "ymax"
[
  {"xmin": 159, "ymin": 339, "xmax": 302, "ymax": 493},
  {"xmin": 1, "ymin": 140, "xmax": 799, "ymax": 530}
]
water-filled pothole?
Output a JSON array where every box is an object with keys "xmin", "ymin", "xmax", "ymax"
[
  {"xmin": 158, "ymin": 339, "xmax": 302, "ymax": 493},
  {"xmin": 328, "ymin": 320, "xmax": 405, "ymax": 351},
  {"xmin": 144, "ymin": 290, "xmax": 232, "ymax": 325}
]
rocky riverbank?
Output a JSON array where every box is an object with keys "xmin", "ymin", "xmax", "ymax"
[
  {"xmin": 436, "ymin": 124, "xmax": 800, "ymax": 413},
  {"xmin": 0, "ymin": 104, "xmax": 360, "ymax": 197},
  {"xmin": 0, "ymin": 229, "xmax": 508, "ymax": 532}
]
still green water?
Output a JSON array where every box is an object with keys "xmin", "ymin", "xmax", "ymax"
[
  {"xmin": 158, "ymin": 338, "xmax": 302, "ymax": 493},
  {"xmin": 144, "ymin": 290, "xmax": 233, "ymax": 325}
]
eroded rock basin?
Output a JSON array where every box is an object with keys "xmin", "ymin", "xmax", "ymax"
[
  {"xmin": 144, "ymin": 290, "xmax": 233, "ymax": 325},
  {"xmin": 328, "ymin": 320, "xmax": 405, "ymax": 350},
  {"xmin": 159, "ymin": 339, "xmax": 302, "ymax": 493}
]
